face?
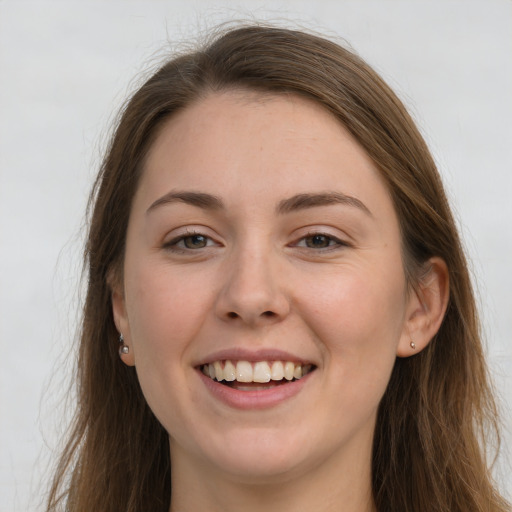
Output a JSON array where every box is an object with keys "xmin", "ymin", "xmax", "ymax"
[{"xmin": 113, "ymin": 91, "xmax": 416, "ymax": 484}]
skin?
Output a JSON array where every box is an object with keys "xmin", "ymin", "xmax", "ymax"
[{"xmin": 112, "ymin": 90, "xmax": 448, "ymax": 512}]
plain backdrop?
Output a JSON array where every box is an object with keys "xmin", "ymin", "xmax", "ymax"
[{"xmin": 0, "ymin": 1, "xmax": 511, "ymax": 510}]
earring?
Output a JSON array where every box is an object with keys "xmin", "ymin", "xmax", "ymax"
[
  {"xmin": 118, "ymin": 333, "xmax": 129, "ymax": 356},
  {"xmin": 410, "ymin": 340, "xmax": 416, "ymax": 350}
]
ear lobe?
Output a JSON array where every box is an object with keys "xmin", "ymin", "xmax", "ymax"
[
  {"xmin": 397, "ymin": 257, "xmax": 450, "ymax": 358},
  {"xmin": 109, "ymin": 271, "xmax": 135, "ymax": 367}
]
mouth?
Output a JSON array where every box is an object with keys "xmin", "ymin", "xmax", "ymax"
[{"xmin": 199, "ymin": 360, "xmax": 316, "ymax": 391}]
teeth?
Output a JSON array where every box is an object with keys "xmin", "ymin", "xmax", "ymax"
[
  {"xmin": 224, "ymin": 360, "xmax": 236, "ymax": 381},
  {"xmin": 236, "ymin": 361, "xmax": 253, "ymax": 382},
  {"xmin": 271, "ymin": 361, "xmax": 284, "ymax": 381},
  {"xmin": 214, "ymin": 361, "xmax": 223, "ymax": 381},
  {"xmin": 201, "ymin": 360, "xmax": 313, "ymax": 384},
  {"xmin": 284, "ymin": 362, "xmax": 295, "ymax": 381},
  {"xmin": 253, "ymin": 362, "xmax": 271, "ymax": 383}
]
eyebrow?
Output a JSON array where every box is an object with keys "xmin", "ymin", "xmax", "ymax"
[
  {"xmin": 146, "ymin": 190, "xmax": 372, "ymax": 217},
  {"xmin": 276, "ymin": 192, "xmax": 372, "ymax": 216},
  {"xmin": 147, "ymin": 190, "xmax": 224, "ymax": 214}
]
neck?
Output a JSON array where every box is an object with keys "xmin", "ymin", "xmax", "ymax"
[{"xmin": 168, "ymin": 441, "xmax": 376, "ymax": 512}]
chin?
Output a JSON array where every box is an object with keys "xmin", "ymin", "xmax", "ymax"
[
  {"xmin": 211, "ymin": 453, "xmax": 306, "ymax": 485},
  {"xmin": 192, "ymin": 427, "xmax": 317, "ymax": 484}
]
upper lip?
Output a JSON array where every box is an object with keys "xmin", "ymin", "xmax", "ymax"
[{"xmin": 195, "ymin": 348, "xmax": 315, "ymax": 367}]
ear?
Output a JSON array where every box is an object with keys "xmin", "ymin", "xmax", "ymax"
[
  {"xmin": 108, "ymin": 269, "xmax": 135, "ymax": 367},
  {"xmin": 397, "ymin": 257, "xmax": 450, "ymax": 357}
]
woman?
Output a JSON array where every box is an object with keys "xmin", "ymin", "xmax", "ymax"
[{"xmin": 47, "ymin": 25, "xmax": 510, "ymax": 511}]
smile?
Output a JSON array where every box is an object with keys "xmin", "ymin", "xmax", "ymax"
[
  {"xmin": 200, "ymin": 360, "xmax": 315, "ymax": 386},
  {"xmin": 197, "ymin": 357, "xmax": 317, "ymax": 409}
]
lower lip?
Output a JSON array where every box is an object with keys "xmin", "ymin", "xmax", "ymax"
[{"xmin": 197, "ymin": 370, "xmax": 314, "ymax": 410}]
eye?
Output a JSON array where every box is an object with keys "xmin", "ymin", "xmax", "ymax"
[
  {"xmin": 164, "ymin": 232, "xmax": 216, "ymax": 251},
  {"xmin": 304, "ymin": 234, "xmax": 334, "ymax": 248},
  {"xmin": 294, "ymin": 233, "xmax": 347, "ymax": 250},
  {"xmin": 181, "ymin": 234, "xmax": 209, "ymax": 249}
]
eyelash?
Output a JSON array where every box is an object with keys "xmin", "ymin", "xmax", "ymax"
[
  {"xmin": 292, "ymin": 232, "xmax": 348, "ymax": 251},
  {"xmin": 163, "ymin": 230, "xmax": 217, "ymax": 252},
  {"xmin": 163, "ymin": 230, "xmax": 348, "ymax": 253}
]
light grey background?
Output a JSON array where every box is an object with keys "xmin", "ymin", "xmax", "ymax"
[{"xmin": 1, "ymin": 1, "xmax": 511, "ymax": 510}]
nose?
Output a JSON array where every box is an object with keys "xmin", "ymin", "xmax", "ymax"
[{"xmin": 214, "ymin": 248, "xmax": 290, "ymax": 327}]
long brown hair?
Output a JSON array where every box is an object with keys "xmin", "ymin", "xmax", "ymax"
[{"xmin": 47, "ymin": 24, "xmax": 510, "ymax": 511}]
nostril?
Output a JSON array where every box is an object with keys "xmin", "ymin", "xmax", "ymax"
[{"xmin": 226, "ymin": 310, "xmax": 276, "ymax": 320}]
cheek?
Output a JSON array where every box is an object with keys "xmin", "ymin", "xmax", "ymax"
[
  {"xmin": 298, "ymin": 259, "xmax": 406, "ymax": 392},
  {"xmin": 304, "ymin": 258, "xmax": 405, "ymax": 337},
  {"xmin": 124, "ymin": 260, "xmax": 213, "ymax": 366},
  {"xmin": 122, "ymin": 261, "xmax": 216, "ymax": 429}
]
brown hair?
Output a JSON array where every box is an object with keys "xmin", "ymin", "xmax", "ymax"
[{"xmin": 47, "ymin": 25, "xmax": 510, "ymax": 511}]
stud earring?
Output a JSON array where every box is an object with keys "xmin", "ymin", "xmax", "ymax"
[
  {"xmin": 118, "ymin": 333, "xmax": 129, "ymax": 356},
  {"xmin": 410, "ymin": 340, "xmax": 416, "ymax": 350}
]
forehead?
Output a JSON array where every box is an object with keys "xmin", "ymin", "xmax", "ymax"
[{"xmin": 135, "ymin": 90, "xmax": 393, "ymax": 217}]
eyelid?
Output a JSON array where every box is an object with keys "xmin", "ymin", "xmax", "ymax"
[
  {"xmin": 290, "ymin": 230, "xmax": 350, "ymax": 249},
  {"xmin": 162, "ymin": 227, "xmax": 221, "ymax": 251},
  {"xmin": 161, "ymin": 225, "xmax": 351, "ymax": 252}
]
